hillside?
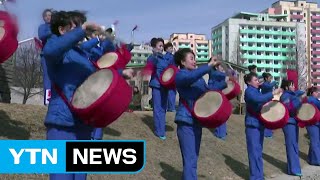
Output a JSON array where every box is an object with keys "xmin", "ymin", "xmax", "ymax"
[{"xmin": 0, "ymin": 103, "xmax": 314, "ymax": 180}]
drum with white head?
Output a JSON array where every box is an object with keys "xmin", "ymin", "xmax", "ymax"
[
  {"xmin": 191, "ymin": 91, "xmax": 232, "ymax": 128},
  {"xmin": 222, "ymin": 78, "xmax": 241, "ymax": 100},
  {"xmin": 296, "ymin": 103, "xmax": 319, "ymax": 126},
  {"xmin": 71, "ymin": 68, "xmax": 132, "ymax": 127},
  {"xmin": 96, "ymin": 44, "xmax": 131, "ymax": 70},
  {"xmin": 159, "ymin": 65, "xmax": 178, "ymax": 89},
  {"xmin": 0, "ymin": 10, "xmax": 18, "ymax": 63}
]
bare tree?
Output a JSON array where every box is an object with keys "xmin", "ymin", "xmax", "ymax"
[{"xmin": 13, "ymin": 43, "xmax": 43, "ymax": 104}]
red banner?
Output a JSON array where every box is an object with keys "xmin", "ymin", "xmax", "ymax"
[{"xmin": 286, "ymin": 69, "xmax": 298, "ymax": 90}]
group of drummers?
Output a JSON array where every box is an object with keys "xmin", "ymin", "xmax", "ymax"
[{"xmin": 1, "ymin": 6, "xmax": 320, "ymax": 180}]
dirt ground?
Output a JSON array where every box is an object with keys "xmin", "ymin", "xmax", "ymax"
[{"xmin": 0, "ymin": 103, "xmax": 313, "ymax": 180}]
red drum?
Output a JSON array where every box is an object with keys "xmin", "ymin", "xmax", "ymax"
[
  {"xmin": 71, "ymin": 68, "xmax": 132, "ymax": 127},
  {"xmin": 259, "ymin": 101, "xmax": 289, "ymax": 129},
  {"xmin": 159, "ymin": 65, "xmax": 178, "ymax": 89},
  {"xmin": 192, "ymin": 91, "xmax": 232, "ymax": 128},
  {"xmin": 295, "ymin": 103, "xmax": 320, "ymax": 126},
  {"xmin": 96, "ymin": 44, "xmax": 131, "ymax": 70},
  {"xmin": 222, "ymin": 78, "xmax": 241, "ymax": 100},
  {"xmin": 0, "ymin": 11, "xmax": 18, "ymax": 63}
]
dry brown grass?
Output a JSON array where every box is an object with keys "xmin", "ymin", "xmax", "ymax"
[{"xmin": 0, "ymin": 103, "xmax": 311, "ymax": 180}]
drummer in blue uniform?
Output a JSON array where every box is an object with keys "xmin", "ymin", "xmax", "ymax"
[
  {"xmin": 164, "ymin": 42, "xmax": 176, "ymax": 112},
  {"xmin": 38, "ymin": 9, "xmax": 53, "ymax": 106},
  {"xmin": 244, "ymin": 72, "xmax": 282, "ymax": 180},
  {"xmin": 44, "ymin": 11, "xmax": 133, "ymax": 180},
  {"xmin": 174, "ymin": 48, "xmax": 219, "ymax": 179},
  {"xmin": 208, "ymin": 63, "xmax": 228, "ymax": 140},
  {"xmin": 306, "ymin": 86, "xmax": 320, "ymax": 166},
  {"xmin": 147, "ymin": 37, "xmax": 169, "ymax": 140},
  {"xmin": 260, "ymin": 72, "xmax": 278, "ymax": 139},
  {"xmin": 280, "ymin": 79, "xmax": 303, "ymax": 177}
]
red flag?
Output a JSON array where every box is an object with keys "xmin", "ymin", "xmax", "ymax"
[
  {"xmin": 34, "ymin": 37, "xmax": 43, "ymax": 50},
  {"xmin": 286, "ymin": 69, "xmax": 298, "ymax": 90},
  {"xmin": 132, "ymin": 25, "xmax": 138, "ymax": 32}
]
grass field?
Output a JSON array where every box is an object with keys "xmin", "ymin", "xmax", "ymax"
[{"xmin": 0, "ymin": 103, "xmax": 313, "ymax": 180}]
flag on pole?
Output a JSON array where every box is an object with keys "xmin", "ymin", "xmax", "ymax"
[
  {"xmin": 34, "ymin": 37, "xmax": 43, "ymax": 50},
  {"xmin": 132, "ymin": 25, "xmax": 138, "ymax": 32}
]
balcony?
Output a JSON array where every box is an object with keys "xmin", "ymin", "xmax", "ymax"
[
  {"xmin": 311, "ymin": 29, "xmax": 320, "ymax": 34},
  {"xmin": 291, "ymin": 14, "xmax": 304, "ymax": 19},
  {"xmin": 239, "ymin": 29, "xmax": 295, "ymax": 36},
  {"xmin": 242, "ymin": 54, "xmax": 290, "ymax": 60},
  {"xmin": 312, "ymin": 65, "xmax": 320, "ymax": 69},
  {"xmin": 312, "ymin": 51, "xmax": 320, "ymax": 55},
  {"xmin": 240, "ymin": 46, "xmax": 295, "ymax": 52},
  {"xmin": 312, "ymin": 79, "xmax": 320, "ymax": 83},
  {"xmin": 312, "ymin": 72, "xmax": 320, "ymax": 76},
  {"xmin": 240, "ymin": 38, "xmax": 295, "ymax": 44},
  {"xmin": 196, "ymin": 51, "xmax": 209, "ymax": 55},
  {"xmin": 311, "ymin": 23, "xmax": 320, "ymax": 27},
  {"xmin": 196, "ymin": 57, "xmax": 209, "ymax": 62},
  {"xmin": 312, "ymin": 58, "xmax": 320, "ymax": 62},
  {"xmin": 312, "ymin": 44, "xmax": 320, "ymax": 48},
  {"xmin": 196, "ymin": 46, "xmax": 209, "ymax": 50},
  {"xmin": 311, "ymin": 16, "xmax": 320, "ymax": 20},
  {"xmin": 311, "ymin": 37, "xmax": 320, "ymax": 41}
]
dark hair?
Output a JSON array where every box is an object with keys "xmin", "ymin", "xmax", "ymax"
[
  {"xmin": 244, "ymin": 72, "xmax": 257, "ymax": 85},
  {"xmin": 150, "ymin": 38, "xmax": 164, "ymax": 48},
  {"xmin": 42, "ymin": 9, "xmax": 52, "ymax": 18},
  {"xmin": 50, "ymin": 11, "xmax": 72, "ymax": 36},
  {"xmin": 174, "ymin": 48, "xmax": 195, "ymax": 67},
  {"xmin": 68, "ymin": 10, "xmax": 87, "ymax": 27},
  {"xmin": 307, "ymin": 86, "xmax": 318, "ymax": 96},
  {"xmin": 164, "ymin": 42, "xmax": 173, "ymax": 51},
  {"xmin": 248, "ymin": 65, "xmax": 257, "ymax": 72},
  {"xmin": 280, "ymin": 79, "xmax": 294, "ymax": 90},
  {"xmin": 262, "ymin": 72, "xmax": 272, "ymax": 81},
  {"xmin": 106, "ymin": 28, "xmax": 113, "ymax": 34}
]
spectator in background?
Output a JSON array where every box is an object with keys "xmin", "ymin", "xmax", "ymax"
[
  {"xmin": 164, "ymin": 42, "xmax": 176, "ymax": 112},
  {"xmin": 38, "ymin": 9, "xmax": 53, "ymax": 106}
]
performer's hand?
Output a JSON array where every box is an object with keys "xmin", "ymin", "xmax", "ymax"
[
  {"xmin": 123, "ymin": 69, "xmax": 135, "ymax": 79},
  {"xmin": 208, "ymin": 56, "xmax": 220, "ymax": 67},
  {"xmin": 82, "ymin": 22, "xmax": 101, "ymax": 32},
  {"xmin": 225, "ymin": 76, "xmax": 230, "ymax": 82},
  {"xmin": 273, "ymin": 88, "xmax": 283, "ymax": 95}
]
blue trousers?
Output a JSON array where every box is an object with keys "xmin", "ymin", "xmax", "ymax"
[
  {"xmin": 282, "ymin": 123, "xmax": 301, "ymax": 175},
  {"xmin": 152, "ymin": 87, "xmax": 168, "ymax": 137},
  {"xmin": 91, "ymin": 128, "xmax": 103, "ymax": 140},
  {"xmin": 264, "ymin": 128, "xmax": 273, "ymax": 137},
  {"xmin": 167, "ymin": 89, "xmax": 176, "ymax": 111},
  {"xmin": 46, "ymin": 124, "xmax": 92, "ymax": 180},
  {"xmin": 214, "ymin": 122, "xmax": 227, "ymax": 139},
  {"xmin": 306, "ymin": 123, "xmax": 320, "ymax": 165},
  {"xmin": 177, "ymin": 123, "xmax": 202, "ymax": 180},
  {"xmin": 41, "ymin": 56, "xmax": 51, "ymax": 105},
  {"xmin": 245, "ymin": 126, "xmax": 264, "ymax": 180}
]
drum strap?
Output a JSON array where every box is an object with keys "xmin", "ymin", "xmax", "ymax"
[
  {"xmin": 180, "ymin": 98, "xmax": 193, "ymax": 115},
  {"xmin": 52, "ymin": 83, "xmax": 75, "ymax": 112}
]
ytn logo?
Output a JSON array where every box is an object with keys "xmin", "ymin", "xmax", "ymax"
[{"xmin": 66, "ymin": 141, "xmax": 145, "ymax": 173}]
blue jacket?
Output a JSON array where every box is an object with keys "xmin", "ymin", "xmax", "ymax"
[
  {"xmin": 280, "ymin": 90, "xmax": 302, "ymax": 124},
  {"xmin": 164, "ymin": 52, "xmax": 175, "ymax": 66},
  {"xmin": 80, "ymin": 38, "xmax": 115, "ymax": 61},
  {"xmin": 308, "ymin": 96, "xmax": 320, "ymax": 125},
  {"xmin": 245, "ymin": 85, "xmax": 273, "ymax": 128},
  {"xmin": 208, "ymin": 69, "xmax": 227, "ymax": 91},
  {"xmin": 175, "ymin": 65, "xmax": 211, "ymax": 125},
  {"xmin": 43, "ymin": 27, "xmax": 98, "ymax": 127},
  {"xmin": 38, "ymin": 23, "xmax": 52, "ymax": 47},
  {"xmin": 148, "ymin": 53, "xmax": 170, "ymax": 88},
  {"xmin": 260, "ymin": 81, "xmax": 277, "ymax": 94}
]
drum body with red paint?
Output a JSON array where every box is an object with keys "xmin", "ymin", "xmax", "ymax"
[
  {"xmin": 71, "ymin": 68, "xmax": 132, "ymax": 127},
  {"xmin": 259, "ymin": 100, "xmax": 289, "ymax": 129},
  {"xmin": 159, "ymin": 65, "xmax": 178, "ymax": 89},
  {"xmin": 222, "ymin": 78, "xmax": 241, "ymax": 100},
  {"xmin": 295, "ymin": 103, "xmax": 320, "ymax": 126}
]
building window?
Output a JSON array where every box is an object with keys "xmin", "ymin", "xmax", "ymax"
[
  {"xmin": 249, "ymin": 35, "xmax": 253, "ymax": 38},
  {"xmin": 304, "ymin": 13, "xmax": 306, "ymax": 17},
  {"xmin": 301, "ymin": 3, "xmax": 303, "ymax": 6},
  {"xmin": 257, "ymin": 60, "xmax": 261, "ymax": 63},
  {"xmin": 274, "ymin": 69, "xmax": 279, "ymax": 73},
  {"xmin": 257, "ymin": 43, "xmax": 261, "ymax": 47},
  {"xmin": 265, "ymin": 35, "xmax": 269, "ymax": 39},
  {"xmin": 274, "ymin": 52, "xmax": 278, "ymax": 56},
  {"xmin": 191, "ymin": 44, "xmax": 194, "ymax": 48},
  {"xmin": 266, "ymin": 52, "xmax": 270, "ymax": 55},
  {"xmin": 266, "ymin": 44, "xmax": 270, "ymax": 47},
  {"xmin": 274, "ymin": 61, "xmax": 278, "ymax": 64},
  {"xmin": 284, "ymin": 10, "xmax": 287, "ymax": 14}
]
